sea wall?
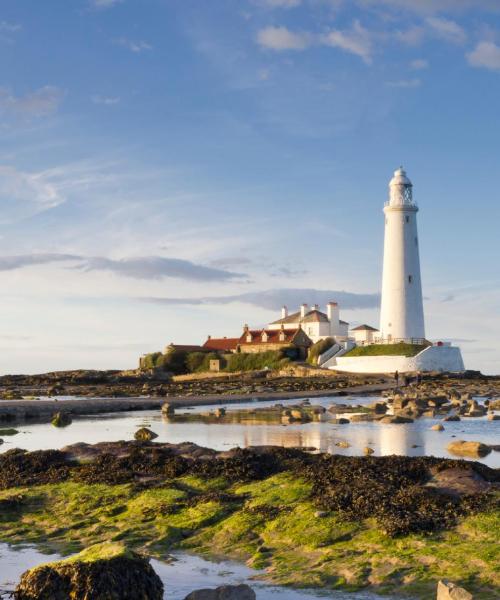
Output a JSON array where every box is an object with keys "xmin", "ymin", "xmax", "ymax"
[{"xmin": 333, "ymin": 345, "xmax": 465, "ymax": 374}]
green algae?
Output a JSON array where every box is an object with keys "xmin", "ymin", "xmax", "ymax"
[{"xmin": 0, "ymin": 473, "xmax": 498, "ymax": 599}]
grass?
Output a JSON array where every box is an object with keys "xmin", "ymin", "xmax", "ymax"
[
  {"xmin": 0, "ymin": 473, "xmax": 498, "ymax": 598},
  {"xmin": 343, "ymin": 343, "xmax": 429, "ymax": 358}
]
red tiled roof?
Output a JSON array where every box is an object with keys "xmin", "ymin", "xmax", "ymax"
[
  {"xmin": 203, "ymin": 337, "xmax": 240, "ymax": 351},
  {"xmin": 239, "ymin": 328, "xmax": 304, "ymax": 346}
]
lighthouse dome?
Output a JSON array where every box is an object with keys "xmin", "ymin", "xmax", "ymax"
[{"xmin": 389, "ymin": 167, "xmax": 412, "ymax": 187}]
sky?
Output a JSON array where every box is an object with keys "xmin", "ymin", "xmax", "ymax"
[{"xmin": 1, "ymin": 0, "xmax": 500, "ymax": 375}]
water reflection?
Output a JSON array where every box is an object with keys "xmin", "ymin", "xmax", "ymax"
[{"xmin": 0, "ymin": 395, "xmax": 498, "ymax": 467}]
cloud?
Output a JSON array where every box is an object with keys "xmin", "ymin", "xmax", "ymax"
[
  {"xmin": 0, "ymin": 253, "xmax": 245, "ymax": 282},
  {"xmin": 143, "ymin": 288, "xmax": 380, "ymax": 311},
  {"xmin": 0, "ymin": 21, "xmax": 21, "ymax": 33},
  {"xmin": 360, "ymin": 0, "xmax": 500, "ymax": 14},
  {"xmin": 0, "ymin": 165, "xmax": 65, "ymax": 223},
  {"xmin": 114, "ymin": 38, "xmax": 152, "ymax": 53},
  {"xmin": 0, "ymin": 86, "xmax": 65, "ymax": 118},
  {"xmin": 91, "ymin": 0, "xmax": 123, "ymax": 8},
  {"xmin": 426, "ymin": 17, "xmax": 467, "ymax": 44},
  {"xmin": 410, "ymin": 58, "xmax": 429, "ymax": 69},
  {"xmin": 91, "ymin": 95, "xmax": 121, "ymax": 105},
  {"xmin": 322, "ymin": 21, "xmax": 373, "ymax": 64},
  {"xmin": 386, "ymin": 78, "xmax": 421, "ymax": 87},
  {"xmin": 467, "ymin": 41, "xmax": 500, "ymax": 71},
  {"xmin": 257, "ymin": 0, "xmax": 301, "ymax": 7},
  {"xmin": 256, "ymin": 26, "xmax": 311, "ymax": 50}
]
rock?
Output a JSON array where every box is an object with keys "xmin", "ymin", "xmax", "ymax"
[
  {"xmin": 0, "ymin": 428, "xmax": 19, "ymax": 436},
  {"xmin": 184, "ymin": 584, "xmax": 256, "ymax": 600},
  {"xmin": 214, "ymin": 408, "xmax": 226, "ymax": 417},
  {"xmin": 314, "ymin": 510, "xmax": 328, "ymax": 518},
  {"xmin": 15, "ymin": 542, "xmax": 164, "ymax": 600},
  {"xmin": 369, "ymin": 402, "xmax": 387, "ymax": 414},
  {"xmin": 437, "ymin": 579, "xmax": 473, "ymax": 599},
  {"xmin": 379, "ymin": 415, "xmax": 414, "ymax": 424},
  {"xmin": 364, "ymin": 447, "xmax": 375, "ymax": 455},
  {"xmin": 51, "ymin": 412, "xmax": 72, "ymax": 428},
  {"xmin": 431, "ymin": 424, "xmax": 445, "ymax": 431},
  {"xmin": 443, "ymin": 415, "xmax": 460, "ymax": 422},
  {"xmin": 134, "ymin": 427, "xmax": 158, "ymax": 442},
  {"xmin": 447, "ymin": 440, "xmax": 492, "ymax": 458},
  {"xmin": 426, "ymin": 467, "xmax": 491, "ymax": 497},
  {"xmin": 311, "ymin": 405, "xmax": 326, "ymax": 414},
  {"xmin": 0, "ymin": 438, "xmax": 3, "ymax": 445},
  {"xmin": 335, "ymin": 440, "xmax": 350, "ymax": 448},
  {"xmin": 332, "ymin": 418, "xmax": 350, "ymax": 424},
  {"xmin": 487, "ymin": 413, "xmax": 500, "ymax": 421}
]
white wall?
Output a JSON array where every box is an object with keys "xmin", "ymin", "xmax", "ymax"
[{"xmin": 332, "ymin": 345, "xmax": 465, "ymax": 373}]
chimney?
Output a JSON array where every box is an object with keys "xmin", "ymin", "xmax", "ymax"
[
  {"xmin": 312, "ymin": 303, "xmax": 319, "ymax": 311},
  {"xmin": 207, "ymin": 335, "xmax": 211, "ymax": 340},
  {"xmin": 300, "ymin": 303, "xmax": 308, "ymax": 318},
  {"xmin": 281, "ymin": 305, "xmax": 288, "ymax": 319},
  {"xmin": 327, "ymin": 302, "xmax": 340, "ymax": 335}
]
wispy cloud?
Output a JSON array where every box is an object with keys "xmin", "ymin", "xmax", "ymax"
[
  {"xmin": 386, "ymin": 78, "xmax": 421, "ymax": 88},
  {"xmin": 426, "ymin": 17, "xmax": 467, "ymax": 44},
  {"xmin": 256, "ymin": 26, "xmax": 311, "ymax": 50},
  {"xmin": 0, "ymin": 165, "xmax": 65, "ymax": 224},
  {"xmin": 114, "ymin": 38, "xmax": 152, "ymax": 53},
  {"xmin": 322, "ymin": 21, "xmax": 373, "ymax": 64},
  {"xmin": 0, "ymin": 253, "xmax": 246, "ymax": 282},
  {"xmin": 91, "ymin": 95, "xmax": 121, "ymax": 105},
  {"xmin": 0, "ymin": 86, "xmax": 65, "ymax": 118},
  {"xmin": 467, "ymin": 41, "xmax": 500, "ymax": 71},
  {"xmin": 142, "ymin": 288, "xmax": 380, "ymax": 311},
  {"xmin": 256, "ymin": 0, "xmax": 301, "ymax": 7},
  {"xmin": 410, "ymin": 58, "xmax": 429, "ymax": 69},
  {"xmin": 360, "ymin": 0, "xmax": 500, "ymax": 14},
  {"xmin": 0, "ymin": 21, "xmax": 22, "ymax": 33},
  {"xmin": 91, "ymin": 0, "xmax": 123, "ymax": 8}
]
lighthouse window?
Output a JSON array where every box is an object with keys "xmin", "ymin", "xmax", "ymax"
[
  {"xmin": 405, "ymin": 216, "xmax": 410, "ymax": 223},
  {"xmin": 408, "ymin": 275, "xmax": 413, "ymax": 284},
  {"xmin": 415, "ymin": 236, "xmax": 418, "ymax": 246}
]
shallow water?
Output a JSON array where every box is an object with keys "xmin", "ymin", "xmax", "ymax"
[
  {"xmin": 1, "ymin": 394, "xmax": 498, "ymax": 467},
  {"xmin": 0, "ymin": 544, "xmax": 402, "ymax": 599}
]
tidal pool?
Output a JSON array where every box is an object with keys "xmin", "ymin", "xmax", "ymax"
[
  {"xmin": 0, "ymin": 544, "xmax": 402, "ymax": 600},
  {"xmin": 1, "ymin": 394, "xmax": 498, "ymax": 467}
]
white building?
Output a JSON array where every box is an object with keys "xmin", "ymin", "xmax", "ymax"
[
  {"xmin": 268, "ymin": 302, "xmax": 349, "ymax": 344},
  {"xmin": 379, "ymin": 167, "xmax": 425, "ymax": 342},
  {"xmin": 331, "ymin": 167, "xmax": 465, "ymax": 374}
]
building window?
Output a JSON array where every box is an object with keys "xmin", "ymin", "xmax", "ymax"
[{"xmin": 408, "ymin": 275, "xmax": 413, "ymax": 283}]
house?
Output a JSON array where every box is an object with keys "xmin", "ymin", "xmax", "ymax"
[
  {"xmin": 268, "ymin": 302, "xmax": 349, "ymax": 343},
  {"xmin": 203, "ymin": 336, "xmax": 240, "ymax": 353},
  {"xmin": 238, "ymin": 325, "xmax": 312, "ymax": 358},
  {"xmin": 349, "ymin": 324, "xmax": 379, "ymax": 345}
]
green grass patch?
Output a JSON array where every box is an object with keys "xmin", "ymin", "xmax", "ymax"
[
  {"xmin": 343, "ymin": 343, "xmax": 428, "ymax": 357},
  {"xmin": 0, "ymin": 474, "xmax": 498, "ymax": 598}
]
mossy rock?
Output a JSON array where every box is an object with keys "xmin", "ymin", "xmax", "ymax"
[
  {"xmin": 15, "ymin": 542, "xmax": 163, "ymax": 600},
  {"xmin": 134, "ymin": 428, "xmax": 158, "ymax": 441},
  {"xmin": 51, "ymin": 412, "xmax": 72, "ymax": 428},
  {"xmin": 0, "ymin": 428, "xmax": 19, "ymax": 436}
]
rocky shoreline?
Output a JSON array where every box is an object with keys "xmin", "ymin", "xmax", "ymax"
[{"xmin": 0, "ymin": 440, "xmax": 498, "ymax": 598}]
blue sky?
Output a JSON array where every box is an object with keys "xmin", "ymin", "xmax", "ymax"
[{"xmin": 1, "ymin": 0, "xmax": 500, "ymax": 374}]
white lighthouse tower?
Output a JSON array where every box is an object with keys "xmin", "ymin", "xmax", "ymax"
[{"xmin": 380, "ymin": 167, "xmax": 425, "ymax": 343}]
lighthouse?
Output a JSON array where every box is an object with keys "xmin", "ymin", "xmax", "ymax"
[{"xmin": 379, "ymin": 167, "xmax": 425, "ymax": 342}]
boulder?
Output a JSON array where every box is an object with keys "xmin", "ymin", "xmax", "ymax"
[
  {"xmin": 447, "ymin": 440, "xmax": 492, "ymax": 458},
  {"xmin": 431, "ymin": 424, "xmax": 445, "ymax": 431},
  {"xmin": 214, "ymin": 408, "xmax": 226, "ymax": 417},
  {"xmin": 369, "ymin": 402, "xmax": 387, "ymax": 414},
  {"xmin": 437, "ymin": 580, "xmax": 473, "ymax": 599},
  {"xmin": 134, "ymin": 428, "xmax": 158, "ymax": 442},
  {"xmin": 184, "ymin": 584, "xmax": 256, "ymax": 600},
  {"xmin": 332, "ymin": 418, "xmax": 350, "ymax": 424},
  {"xmin": 335, "ymin": 440, "xmax": 350, "ymax": 448},
  {"xmin": 51, "ymin": 412, "xmax": 72, "ymax": 428},
  {"xmin": 379, "ymin": 415, "xmax": 413, "ymax": 424},
  {"xmin": 15, "ymin": 542, "xmax": 163, "ymax": 600},
  {"xmin": 443, "ymin": 415, "xmax": 461, "ymax": 422},
  {"xmin": 487, "ymin": 413, "xmax": 500, "ymax": 421},
  {"xmin": 364, "ymin": 447, "xmax": 375, "ymax": 455}
]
